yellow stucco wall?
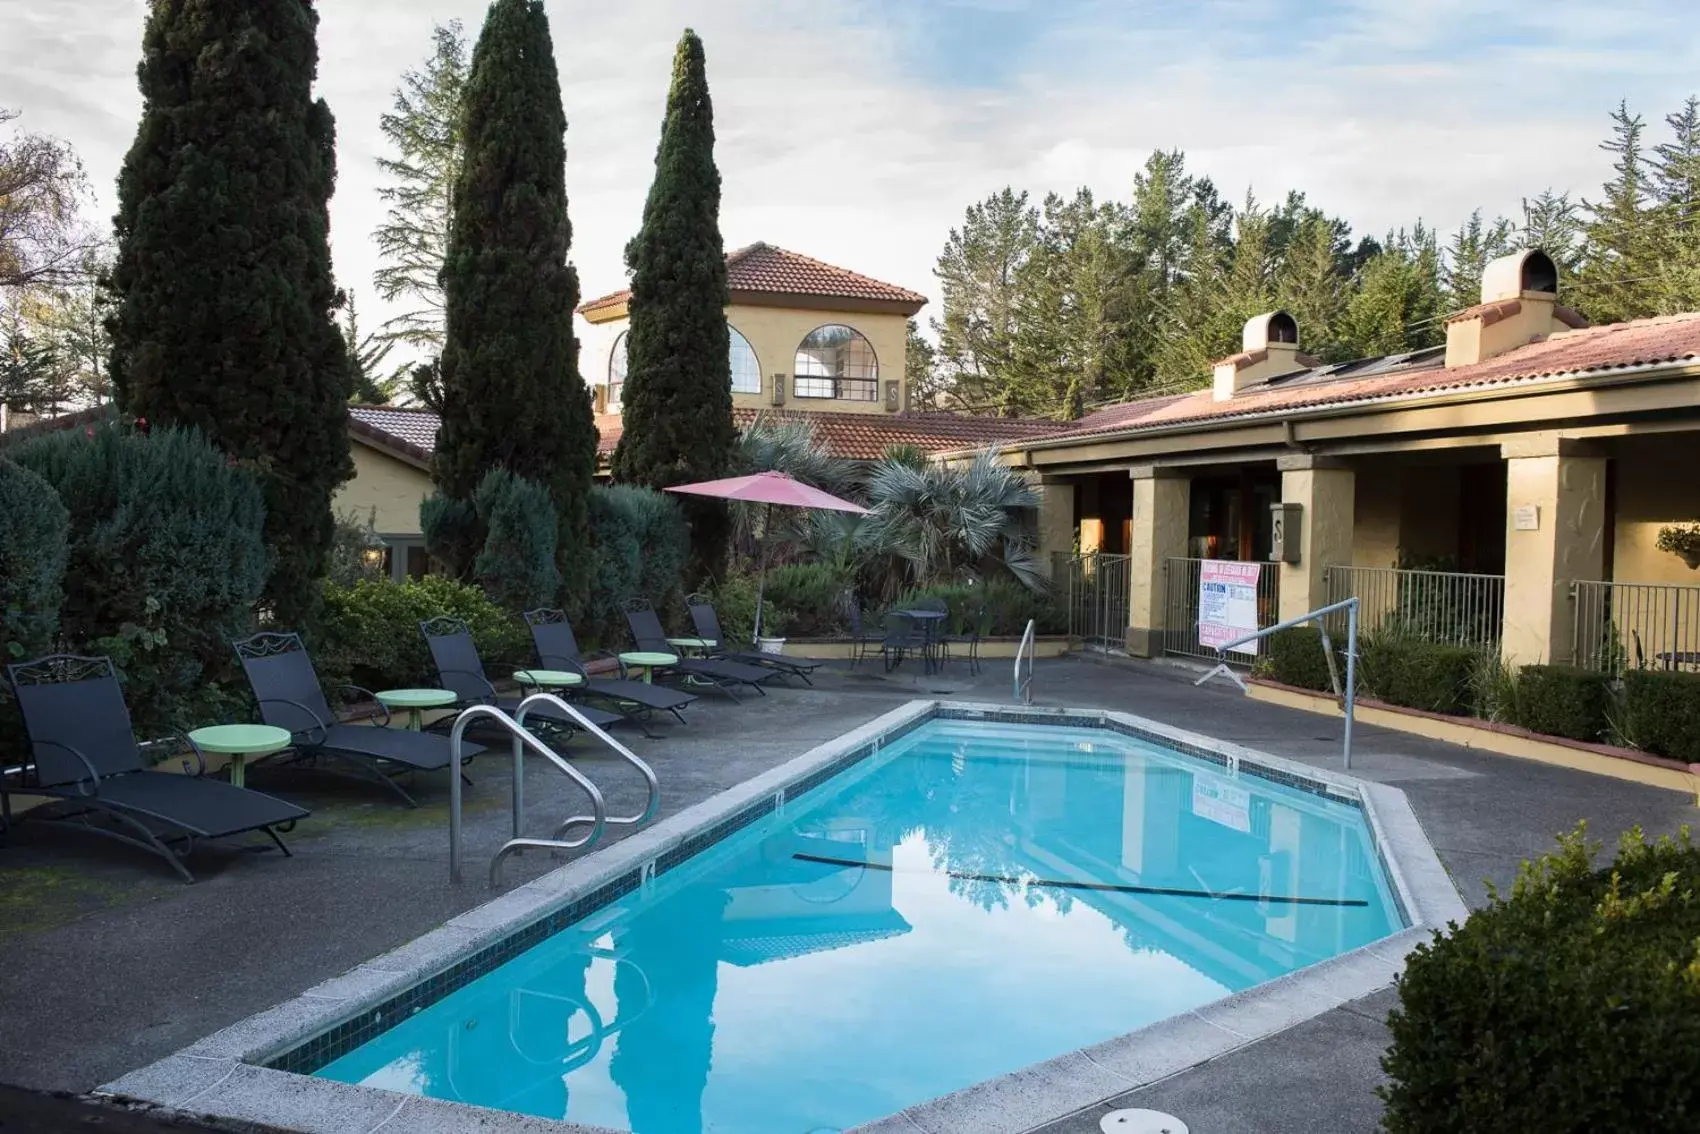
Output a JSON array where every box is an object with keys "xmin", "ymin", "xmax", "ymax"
[
  {"xmin": 1611, "ymin": 433, "xmax": 1700, "ymax": 585},
  {"xmin": 1352, "ymin": 468, "xmax": 1402, "ymax": 568},
  {"xmin": 334, "ymin": 443, "xmax": 433, "ymax": 537},
  {"xmin": 579, "ymin": 303, "xmax": 909, "ymax": 417}
]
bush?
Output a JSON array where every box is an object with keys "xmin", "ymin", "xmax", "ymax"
[
  {"xmin": 1380, "ymin": 826, "xmax": 1700, "ymax": 1132},
  {"xmin": 895, "ymin": 577, "xmax": 1063, "ymax": 637},
  {"xmin": 315, "ymin": 576, "xmax": 529, "ymax": 693},
  {"xmin": 473, "ymin": 468, "xmax": 561, "ymax": 612},
  {"xmin": 420, "ymin": 493, "xmax": 480, "ymax": 579},
  {"xmin": 0, "ymin": 457, "xmax": 70, "ymax": 662},
  {"xmin": 8, "ymin": 423, "xmax": 270, "ymax": 736},
  {"xmin": 1357, "ymin": 635, "xmax": 1477, "ymax": 714},
  {"xmin": 1514, "ymin": 664, "xmax": 1614, "ymax": 742},
  {"xmin": 1257, "ymin": 626, "xmax": 1338, "ymax": 691},
  {"xmin": 1622, "ymin": 668, "xmax": 1700, "ymax": 762},
  {"xmin": 585, "ymin": 485, "xmax": 690, "ymax": 639},
  {"xmin": 324, "ymin": 507, "xmax": 387, "ymax": 588},
  {"xmin": 763, "ymin": 562, "xmax": 849, "ymax": 638}
]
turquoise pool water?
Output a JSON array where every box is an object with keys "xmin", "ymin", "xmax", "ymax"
[{"xmin": 318, "ymin": 719, "xmax": 1400, "ymax": 1132}]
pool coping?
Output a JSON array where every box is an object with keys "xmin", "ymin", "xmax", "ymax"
[{"xmin": 96, "ymin": 699, "xmax": 1468, "ymax": 1134}]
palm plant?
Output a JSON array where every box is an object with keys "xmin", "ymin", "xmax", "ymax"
[
  {"xmin": 731, "ymin": 414, "xmax": 854, "ymax": 557},
  {"xmin": 857, "ymin": 448, "xmax": 1043, "ymax": 597}
]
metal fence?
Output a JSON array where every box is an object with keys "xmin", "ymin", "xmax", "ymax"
[
  {"xmin": 1162, "ymin": 557, "xmax": 1281, "ymax": 660},
  {"xmin": 1572, "ymin": 579, "xmax": 1700, "ymax": 675},
  {"xmin": 1323, "ymin": 565, "xmax": 1505, "ymax": 651},
  {"xmin": 1055, "ymin": 552, "xmax": 1131, "ymax": 652}
]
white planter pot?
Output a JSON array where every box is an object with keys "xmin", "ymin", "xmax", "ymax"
[{"xmin": 757, "ymin": 637, "xmax": 787, "ymax": 655}]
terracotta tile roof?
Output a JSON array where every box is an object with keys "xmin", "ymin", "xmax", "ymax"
[
  {"xmin": 595, "ymin": 408, "xmax": 1062, "ymax": 460},
  {"xmin": 1445, "ymin": 297, "xmax": 1589, "ymax": 329},
  {"xmin": 348, "ymin": 406, "xmax": 439, "ymax": 467},
  {"xmin": 1037, "ymin": 311, "xmax": 1700, "ymax": 445},
  {"xmin": 579, "ymin": 242, "xmax": 928, "ymax": 314}
]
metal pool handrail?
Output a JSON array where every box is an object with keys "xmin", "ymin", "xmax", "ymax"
[
  {"xmin": 513, "ymin": 692, "xmax": 660, "ymax": 842},
  {"xmin": 1198, "ymin": 597, "xmax": 1361, "ymax": 770},
  {"xmin": 447, "ymin": 704, "xmax": 607, "ymax": 886},
  {"xmin": 1014, "ymin": 618, "xmax": 1036, "ymax": 705}
]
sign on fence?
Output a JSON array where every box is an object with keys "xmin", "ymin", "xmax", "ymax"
[{"xmin": 1198, "ymin": 560, "xmax": 1262, "ymax": 655}]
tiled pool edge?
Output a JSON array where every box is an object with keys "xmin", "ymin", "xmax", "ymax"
[{"xmin": 97, "ymin": 699, "xmax": 1467, "ymax": 1134}]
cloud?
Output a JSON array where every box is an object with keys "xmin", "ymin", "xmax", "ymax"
[{"xmin": 3, "ymin": 0, "xmax": 1698, "ymax": 365}]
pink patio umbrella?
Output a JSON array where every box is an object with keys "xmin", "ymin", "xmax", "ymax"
[{"xmin": 665, "ymin": 471, "xmax": 869, "ymax": 642}]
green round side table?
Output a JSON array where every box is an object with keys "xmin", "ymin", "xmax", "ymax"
[
  {"xmin": 188, "ymin": 723, "xmax": 292, "ymax": 789},
  {"xmin": 512, "ymin": 669, "xmax": 585, "ymax": 691},
  {"xmin": 375, "ymin": 687, "xmax": 458, "ymax": 731},
  {"xmin": 618, "ymin": 651, "xmax": 678, "ymax": 684}
]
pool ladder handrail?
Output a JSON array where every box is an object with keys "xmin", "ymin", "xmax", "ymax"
[
  {"xmin": 1013, "ymin": 618, "xmax": 1036, "ymax": 705},
  {"xmin": 513, "ymin": 691, "xmax": 660, "ymax": 843}
]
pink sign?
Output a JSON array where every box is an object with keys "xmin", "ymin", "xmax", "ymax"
[{"xmin": 1197, "ymin": 560, "xmax": 1263, "ymax": 655}]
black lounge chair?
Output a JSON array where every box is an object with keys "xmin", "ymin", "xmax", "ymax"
[
  {"xmin": 233, "ymin": 631, "xmax": 485, "ymax": 807},
  {"xmin": 2, "ymin": 654, "xmax": 309, "ymax": 883},
  {"xmin": 684, "ymin": 593, "xmax": 824, "ymax": 685},
  {"xmin": 622, "ymin": 601, "xmax": 778, "ymax": 701},
  {"xmin": 523, "ymin": 608, "xmax": 697, "ymax": 725},
  {"xmin": 418, "ymin": 616, "xmax": 628, "ymax": 737}
]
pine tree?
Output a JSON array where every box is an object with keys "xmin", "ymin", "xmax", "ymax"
[
  {"xmin": 610, "ymin": 28, "xmax": 737, "ymax": 574},
  {"xmin": 1275, "ymin": 207, "xmax": 1351, "ymax": 362},
  {"xmin": 1336, "ymin": 227, "xmax": 1445, "ymax": 358},
  {"xmin": 436, "ymin": 0, "xmax": 595, "ymax": 604},
  {"xmin": 1578, "ymin": 102, "xmax": 1659, "ymax": 324},
  {"xmin": 342, "ymin": 295, "xmax": 399, "ymax": 405},
  {"xmin": 1520, "ymin": 190, "xmax": 1584, "ymax": 275},
  {"xmin": 1443, "ymin": 209, "xmax": 1514, "ymax": 309},
  {"xmin": 1652, "ymin": 96, "xmax": 1700, "ymax": 312},
  {"xmin": 932, "ymin": 188, "xmax": 1039, "ymax": 414},
  {"xmin": 107, "ymin": 0, "xmax": 352, "ymax": 625},
  {"xmin": 905, "ymin": 318, "xmax": 941, "ymax": 410}
]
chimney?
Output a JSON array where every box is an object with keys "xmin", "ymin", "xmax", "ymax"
[
  {"xmin": 1444, "ymin": 248, "xmax": 1587, "ymax": 368},
  {"xmin": 1212, "ymin": 311, "xmax": 1308, "ymax": 401}
]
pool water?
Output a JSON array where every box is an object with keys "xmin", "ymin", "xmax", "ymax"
[{"xmin": 318, "ymin": 720, "xmax": 1400, "ymax": 1132}]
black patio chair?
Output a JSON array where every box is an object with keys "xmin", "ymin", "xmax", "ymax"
[
  {"xmin": 2, "ymin": 654, "xmax": 309, "ymax": 883},
  {"xmin": 419, "ymin": 616, "xmax": 627, "ymax": 738},
  {"xmin": 944, "ymin": 605, "xmax": 988, "ymax": 676},
  {"xmin": 524, "ymin": 608, "xmax": 697, "ymax": 725},
  {"xmin": 684, "ymin": 592, "xmax": 824, "ymax": 685},
  {"xmin": 908, "ymin": 596, "xmax": 950, "ymax": 672},
  {"xmin": 623, "ymin": 600, "xmax": 778, "ymax": 701},
  {"xmin": 233, "ymin": 631, "xmax": 485, "ymax": 807},
  {"xmin": 880, "ymin": 612, "xmax": 921, "ymax": 673},
  {"xmin": 846, "ymin": 598, "xmax": 884, "ymax": 668}
]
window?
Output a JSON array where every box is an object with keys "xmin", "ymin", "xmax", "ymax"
[
  {"xmin": 607, "ymin": 331, "xmax": 628, "ymax": 409},
  {"xmin": 794, "ymin": 324, "xmax": 878, "ymax": 401},
  {"xmin": 730, "ymin": 325, "xmax": 761, "ymax": 394}
]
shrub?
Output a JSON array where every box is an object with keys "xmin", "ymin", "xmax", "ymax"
[
  {"xmin": 1622, "ymin": 668, "xmax": 1700, "ymax": 762},
  {"xmin": 324, "ymin": 507, "xmax": 387, "ymax": 588},
  {"xmin": 763, "ymin": 562, "xmax": 850, "ymax": 638},
  {"xmin": 585, "ymin": 485, "xmax": 690, "ymax": 638},
  {"xmin": 8, "ymin": 423, "xmax": 270, "ymax": 736},
  {"xmin": 420, "ymin": 493, "xmax": 480, "ymax": 579},
  {"xmin": 1466, "ymin": 649, "xmax": 1519, "ymax": 724},
  {"xmin": 1514, "ymin": 665, "xmax": 1614, "ymax": 742},
  {"xmin": 1257, "ymin": 626, "xmax": 1337, "ymax": 691},
  {"xmin": 0, "ymin": 457, "xmax": 70, "ymax": 662},
  {"xmin": 704, "ymin": 573, "xmax": 761, "ymax": 645},
  {"xmin": 1380, "ymin": 826, "xmax": 1700, "ymax": 1133},
  {"xmin": 473, "ymin": 468, "xmax": 561, "ymax": 613},
  {"xmin": 895, "ymin": 577, "xmax": 1062, "ymax": 637},
  {"xmin": 315, "ymin": 575, "xmax": 529, "ymax": 694},
  {"xmin": 1357, "ymin": 635, "xmax": 1477, "ymax": 714}
]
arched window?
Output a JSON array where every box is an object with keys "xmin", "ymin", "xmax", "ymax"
[
  {"xmin": 607, "ymin": 331, "xmax": 628, "ymax": 408},
  {"xmin": 729, "ymin": 325, "xmax": 761, "ymax": 394},
  {"xmin": 793, "ymin": 324, "xmax": 878, "ymax": 401}
]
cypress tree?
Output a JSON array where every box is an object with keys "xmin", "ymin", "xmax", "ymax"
[
  {"xmin": 107, "ymin": 0, "xmax": 352, "ymax": 625},
  {"xmin": 435, "ymin": 0, "xmax": 595, "ymax": 605},
  {"xmin": 611, "ymin": 30, "xmax": 736, "ymax": 574}
]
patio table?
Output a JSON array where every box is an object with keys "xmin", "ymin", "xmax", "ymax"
[
  {"xmin": 896, "ymin": 609, "xmax": 948, "ymax": 674},
  {"xmin": 375, "ymin": 688, "xmax": 457, "ymax": 731},
  {"xmin": 619, "ymin": 651, "xmax": 679, "ymax": 684},
  {"xmin": 667, "ymin": 636, "xmax": 716, "ymax": 656},
  {"xmin": 511, "ymin": 668, "xmax": 585, "ymax": 691},
  {"xmin": 187, "ymin": 723, "xmax": 291, "ymax": 789}
]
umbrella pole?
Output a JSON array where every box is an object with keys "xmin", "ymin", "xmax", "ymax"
[{"xmin": 753, "ymin": 502, "xmax": 771, "ymax": 645}]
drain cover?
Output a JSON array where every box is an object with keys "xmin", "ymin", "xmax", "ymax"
[{"xmin": 1101, "ymin": 1110, "xmax": 1189, "ymax": 1134}]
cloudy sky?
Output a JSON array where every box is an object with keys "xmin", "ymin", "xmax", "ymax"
[{"xmin": 4, "ymin": 0, "xmax": 1699, "ymax": 357}]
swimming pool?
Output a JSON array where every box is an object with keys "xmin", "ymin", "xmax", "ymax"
[{"xmin": 315, "ymin": 717, "xmax": 1400, "ymax": 1132}]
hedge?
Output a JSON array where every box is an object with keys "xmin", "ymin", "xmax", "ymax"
[
  {"xmin": 1381, "ymin": 826, "xmax": 1700, "ymax": 1132},
  {"xmin": 0, "ymin": 457, "xmax": 69, "ymax": 663},
  {"xmin": 585, "ymin": 484, "xmax": 690, "ymax": 642},
  {"xmin": 1358, "ymin": 636, "xmax": 1477, "ymax": 714},
  {"xmin": 472, "ymin": 468, "xmax": 560, "ymax": 613},
  {"xmin": 1258, "ymin": 626, "xmax": 1337, "ymax": 692},
  {"xmin": 1513, "ymin": 665, "xmax": 1614, "ymax": 742},
  {"xmin": 1623, "ymin": 668, "xmax": 1700, "ymax": 762},
  {"xmin": 315, "ymin": 576, "xmax": 529, "ymax": 694}
]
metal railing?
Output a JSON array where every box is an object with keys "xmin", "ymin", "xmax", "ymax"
[
  {"xmin": 1324, "ymin": 565, "xmax": 1504, "ymax": 650},
  {"xmin": 1057, "ymin": 552, "xmax": 1131, "ymax": 652},
  {"xmin": 1200, "ymin": 597, "xmax": 1361, "ymax": 770},
  {"xmin": 1572, "ymin": 579, "xmax": 1700, "ymax": 675},
  {"xmin": 1163, "ymin": 558, "xmax": 1281, "ymax": 660},
  {"xmin": 1013, "ymin": 618, "xmax": 1036, "ymax": 705},
  {"xmin": 447, "ymin": 695, "xmax": 659, "ymax": 887}
]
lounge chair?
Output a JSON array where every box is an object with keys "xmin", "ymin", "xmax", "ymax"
[
  {"xmin": 623, "ymin": 601, "xmax": 778, "ymax": 700},
  {"xmin": 524, "ymin": 608, "xmax": 697, "ymax": 725},
  {"xmin": 684, "ymin": 593, "xmax": 824, "ymax": 685},
  {"xmin": 418, "ymin": 616, "xmax": 627, "ymax": 737},
  {"xmin": 3, "ymin": 654, "xmax": 309, "ymax": 882},
  {"xmin": 233, "ymin": 631, "xmax": 485, "ymax": 807}
]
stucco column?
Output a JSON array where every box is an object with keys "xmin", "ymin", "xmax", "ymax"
[
  {"xmin": 1277, "ymin": 455, "xmax": 1355, "ymax": 622},
  {"xmin": 1500, "ymin": 437, "xmax": 1606, "ymax": 666},
  {"xmin": 1032, "ymin": 477, "xmax": 1076, "ymax": 580},
  {"xmin": 1126, "ymin": 466, "xmax": 1189, "ymax": 657}
]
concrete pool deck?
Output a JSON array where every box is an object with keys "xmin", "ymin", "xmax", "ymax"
[{"xmin": 1, "ymin": 655, "xmax": 1692, "ymax": 1132}]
